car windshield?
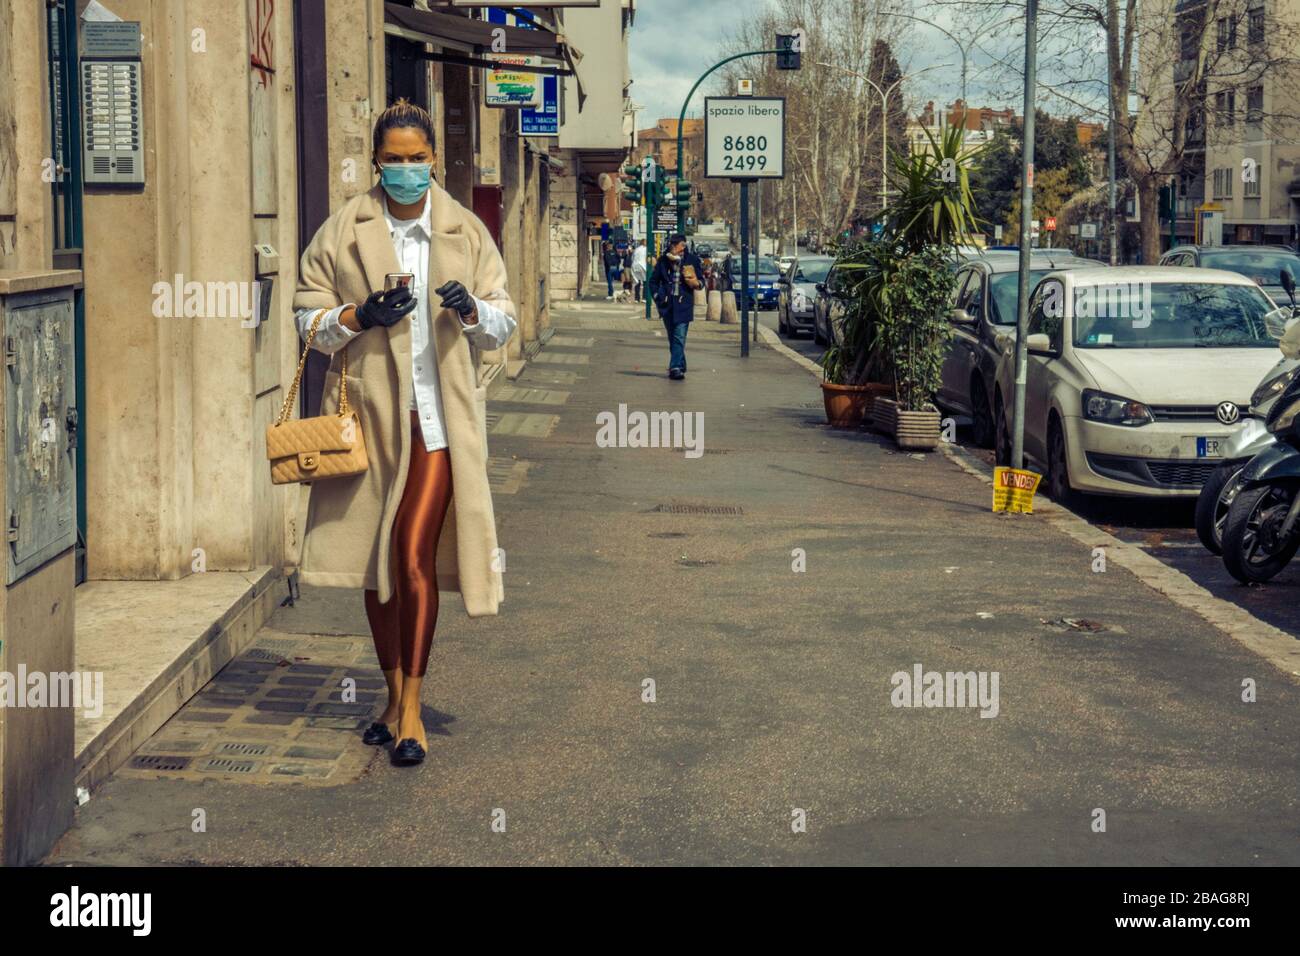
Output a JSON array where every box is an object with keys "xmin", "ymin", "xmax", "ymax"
[
  {"xmin": 737, "ymin": 259, "xmax": 781, "ymax": 277},
  {"xmin": 1200, "ymin": 250, "xmax": 1300, "ymax": 287},
  {"xmin": 1071, "ymin": 281, "xmax": 1277, "ymax": 348},
  {"xmin": 988, "ymin": 269, "xmax": 1057, "ymax": 325},
  {"xmin": 795, "ymin": 260, "xmax": 834, "ymax": 283}
]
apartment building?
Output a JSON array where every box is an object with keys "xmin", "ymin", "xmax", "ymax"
[{"xmin": 1201, "ymin": 2, "xmax": 1300, "ymax": 245}]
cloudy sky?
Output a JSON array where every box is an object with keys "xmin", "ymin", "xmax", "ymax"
[{"xmin": 626, "ymin": 1, "xmax": 1102, "ymax": 130}]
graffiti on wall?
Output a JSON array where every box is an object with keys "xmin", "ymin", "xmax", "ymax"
[{"xmin": 250, "ymin": 0, "xmax": 275, "ymax": 87}]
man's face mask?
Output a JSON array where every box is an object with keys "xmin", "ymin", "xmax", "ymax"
[{"xmin": 379, "ymin": 162, "xmax": 432, "ymax": 204}]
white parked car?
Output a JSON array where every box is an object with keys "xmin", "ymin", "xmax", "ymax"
[{"xmin": 992, "ymin": 266, "xmax": 1288, "ymax": 501}]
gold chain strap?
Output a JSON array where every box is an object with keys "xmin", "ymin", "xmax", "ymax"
[{"xmin": 276, "ymin": 308, "xmax": 351, "ymax": 426}]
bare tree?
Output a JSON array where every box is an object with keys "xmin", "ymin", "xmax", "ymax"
[
  {"xmin": 702, "ymin": 0, "xmax": 914, "ymax": 244},
  {"xmin": 931, "ymin": 0, "xmax": 1300, "ymax": 261}
]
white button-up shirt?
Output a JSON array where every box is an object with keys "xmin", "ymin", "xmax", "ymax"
[{"xmin": 295, "ymin": 197, "xmax": 516, "ymax": 452}]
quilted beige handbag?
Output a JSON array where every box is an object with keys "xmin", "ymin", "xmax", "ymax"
[{"xmin": 266, "ymin": 310, "xmax": 368, "ymax": 485}]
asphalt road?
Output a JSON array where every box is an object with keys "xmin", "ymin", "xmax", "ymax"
[{"xmin": 764, "ymin": 318, "xmax": 1300, "ymax": 639}]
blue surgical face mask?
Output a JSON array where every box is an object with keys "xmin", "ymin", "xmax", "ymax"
[{"xmin": 379, "ymin": 162, "xmax": 432, "ymax": 204}]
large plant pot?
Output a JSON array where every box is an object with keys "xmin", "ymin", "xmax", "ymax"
[
  {"xmin": 821, "ymin": 382, "xmax": 888, "ymax": 428},
  {"xmin": 875, "ymin": 398, "xmax": 941, "ymax": 450}
]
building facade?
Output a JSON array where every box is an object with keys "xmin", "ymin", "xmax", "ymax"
[{"xmin": 0, "ymin": 0, "xmax": 631, "ymax": 865}]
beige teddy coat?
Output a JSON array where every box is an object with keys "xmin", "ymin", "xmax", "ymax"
[{"xmin": 291, "ymin": 181, "xmax": 513, "ymax": 616}]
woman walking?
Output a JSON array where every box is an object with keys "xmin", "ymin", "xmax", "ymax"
[{"xmin": 292, "ymin": 100, "xmax": 516, "ymax": 766}]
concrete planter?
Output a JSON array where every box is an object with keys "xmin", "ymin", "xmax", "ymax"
[
  {"xmin": 875, "ymin": 398, "xmax": 941, "ymax": 450},
  {"xmin": 719, "ymin": 291, "xmax": 738, "ymax": 324}
]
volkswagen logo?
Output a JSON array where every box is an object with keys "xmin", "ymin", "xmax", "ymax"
[{"xmin": 1216, "ymin": 401, "xmax": 1240, "ymax": 425}]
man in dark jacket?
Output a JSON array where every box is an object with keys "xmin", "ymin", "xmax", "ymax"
[
  {"xmin": 602, "ymin": 241, "xmax": 621, "ymax": 300},
  {"xmin": 650, "ymin": 233, "xmax": 703, "ymax": 379}
]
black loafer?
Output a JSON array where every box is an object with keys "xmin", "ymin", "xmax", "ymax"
[
  {"xmin": 392, "ymin": 738, "xmax": 426, "ymax": 766},
  {"xmin": 361, "ymin": 721, "xmax": 395, "ymax": 745}
]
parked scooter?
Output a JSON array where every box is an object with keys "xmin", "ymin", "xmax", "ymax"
[
  {"xmin": 1195, "ymin": 270, "xmax": 1300, "ymax": 554},
  {"xmin": 1194, "ymin": 358, "xmax": 1297, "ymax": 553},
  {"xmin": 1221, "ymin": 271, "xmax": 1300, "ymax": 581}
]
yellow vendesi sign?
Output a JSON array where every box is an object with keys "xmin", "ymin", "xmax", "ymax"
[{"xmin": 992, "ymin": 466, "xmax": 1042, "ymax": 513}]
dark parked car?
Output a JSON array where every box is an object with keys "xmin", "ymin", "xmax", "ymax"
[
  {"xmin": 1159, "ymin": 244, "xmax": 1300, "ymax": 319},
  {"xmin": 812, "ymin": 261, "xmax": 854, "ymax": 347},
  {"xmin": 728, "ymin": 255, "xmax": 782, "ymax": 310},
  {"xmin": 777, "ymin": 255, "xmax": 834, "ymax": 337},
  {"xmin": 936, "ymin": 250, "xmax": 1102, "ymax": 447}
]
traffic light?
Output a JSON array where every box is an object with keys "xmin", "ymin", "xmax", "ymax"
[
  {"xmin": 657, "ymin": 179, "xmax": 673, "ymax": 205},
  {"xmin": 776, "ymin": 33, "xmax": 801, "ymax": 70},
  {"xmin": 621, "ymin": 164, "xmax": 643, "ymax": 203},
  {"xmin": 676, "ymin": 178, "xmax": 692, "ymax": 211}
]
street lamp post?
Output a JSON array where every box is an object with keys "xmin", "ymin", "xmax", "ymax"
[
  {"xmin": 668, "ymin": 48, "xmax": 786, "ymax": 358},
  {"xmin": 1104, "ymin": 25, "xmax": 1119, "ymax": 266},
  {"xmin": 1010, "ymin": 0, "xmax": 1039, "ymax": 471},
  {"xmin": 815, "ymin": 61, "xmax": 949, "ymax": 212},
  {"xmin": 882, "ymin": 12, "xmax": 1020, "ymax": 127}
]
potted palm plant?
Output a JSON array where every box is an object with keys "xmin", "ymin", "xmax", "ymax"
[
  {"xmin": 819, "ymin": 237, "xmax": 895, "ymax": 428},
  {"xmin": 821, "ymin": 125, "xmax": 980, "ymax": 446}
]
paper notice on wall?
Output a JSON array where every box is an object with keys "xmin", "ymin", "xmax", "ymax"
[
  {"xmin": 992, "ymin": 467, "xmax": 1042, "ymax": 514},
  {"xmin": 82, "ymin": 0, "xmax": 123, "ymax": 22}
]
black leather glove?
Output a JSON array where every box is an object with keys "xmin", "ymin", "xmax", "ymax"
[
  {"xmin": 435, "ymin": 280, "xmax": 477, "ymax": 318},
  {"xmin": 356, "ymin": 287, "xmax": 416, "ymax": 329}
]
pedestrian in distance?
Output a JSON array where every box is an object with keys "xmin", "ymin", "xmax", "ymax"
[
  {"xmin": 631, "ymin": 240, "xmax": 647, "ymax": 302},
  {"xmin": 621, "ymin": 245, "xmax": 634, "ymax": 297},
  {"xmin": 291, "ymin": 99, "xmax": 516, "ymax": 767},
  {"xmin": 651, "ymin": 233, "xmax": 703, "ymax": 379},
  {"xmin": 603, "ymin": 240, "xmax": 621, "ymax": 299}
]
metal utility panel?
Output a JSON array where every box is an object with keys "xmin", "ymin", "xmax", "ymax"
[
  {"xmin": 80, "ymin": 21, "xmax": 144, "ymax": 186},
  {"xmin": 4, "ymin": 289, "xmax": 77, "ymax": 584}
]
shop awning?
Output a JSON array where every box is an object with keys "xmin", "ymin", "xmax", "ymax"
[
  {"xmin": 382, "ymin": 3, "xmax": 585, "ymax": 108},
  {"xmin": 383, "ymin": 3, "xmax": 578, "ymax": 62}
]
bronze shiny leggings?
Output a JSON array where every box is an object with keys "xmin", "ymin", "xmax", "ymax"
[{"xmin": 364, "ymin": 411, "xmax": 454, "ymax": 678}]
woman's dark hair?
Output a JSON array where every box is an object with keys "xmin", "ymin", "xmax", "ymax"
[{"xmin": 372, "ymin": 98, "xmax": 436, "ymax": 157}]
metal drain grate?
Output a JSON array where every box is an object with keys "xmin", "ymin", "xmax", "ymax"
[
  {"xmin": 129, "ymin": 754, "xmax": 193, "ymax": 772},
  {"xmin": 216, "ymin": 742, "xmax": 273, "ymax": 756},
  {"xmin": 651, "ymin": 504, "xmax": 743, "ymax": 515},
  {"xmin": 197, "ymin": 757, "xmax": 260, "ymax": 774},
  {"xmin": 243, "ymin": 647, "xmax": 291, "ymax": 663}
]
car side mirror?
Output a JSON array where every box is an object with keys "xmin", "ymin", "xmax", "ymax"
[
  {"xmin": 948, "ymin": 308, "xmax": 976, "ymax": 325},
  {"xmin": 1027, "ymin": 332, "xmax": 1057, "ymax": 356}
]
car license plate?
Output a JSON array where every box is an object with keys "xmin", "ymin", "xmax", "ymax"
[{"xmin": 1192, "ymin": 437, "xmax": 1223, "ymax": 458}]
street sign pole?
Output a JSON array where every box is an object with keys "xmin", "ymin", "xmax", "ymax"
[
  {"xmin": 643, "ymin": 157, "xmax": 656, "ymax": 322},
  {"xmin": 739, "ymin": 178, "xmax": 751, "ymax": 357},
  {"xmin": 1011, "ymin": 0, "xmax": 1038, "ymax": 471},
  {"xmin": 754, "ymin": 183, "xmax": 762, "ymax": 343}
]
